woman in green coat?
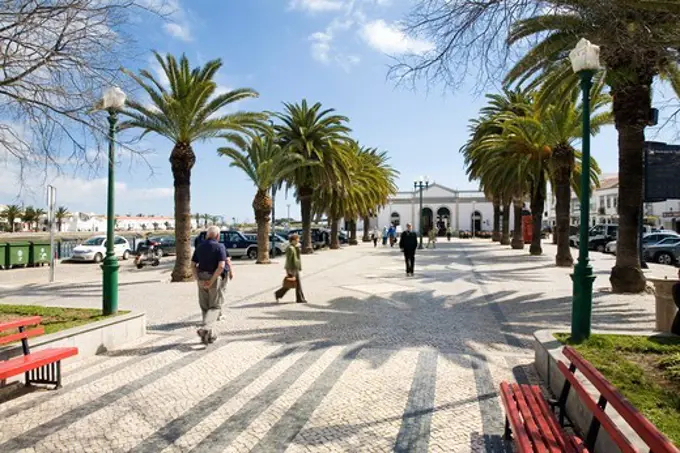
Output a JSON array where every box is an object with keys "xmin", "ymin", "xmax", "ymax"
[{"xmin": 274, "ymin": 234, "xmax": 307, "ymax": 303}]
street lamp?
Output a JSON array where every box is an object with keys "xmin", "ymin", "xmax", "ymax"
[
  {"xmin": 569, "ymin": 38, "xmax": 600, "ymax": 342},
  {"xmin": 100, "ymin": 86, "xmax": 126, "ymax": 316},
  {"xmin": 414, "ymin": 176, "xmax": 429, "ymax": 249}
]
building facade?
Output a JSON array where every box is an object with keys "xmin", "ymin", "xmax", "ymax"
[{"xmin": 375, "ymin": 183, "xmax": 516, "ymax": 235}]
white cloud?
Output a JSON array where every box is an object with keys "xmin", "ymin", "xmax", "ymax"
[
  {"xmin": 308, "ymin": 17, "xmax": 355, "ymax": 67},
  {"xmin": 360, "ymin": 19, "xmax": 433, "ymax": 55},
  {"xmin": 289, "ymin": 0, "xmax": 346, "ymax": 12},
  {"xmin": 163, "ymin": 22, "xmax": 191, "ymax": 41},
  {"xmin": 309, "ymin": 31, "xmax": 333, "ymax": 63}
]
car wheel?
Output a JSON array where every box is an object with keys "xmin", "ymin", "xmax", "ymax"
[
  {"xmin": 656, "ymin": 253, "xmax": 673, "ymax": 265},
  {"xmin": 247, "ymin": 247, "xmax": 258, "ymax": 260},
  {"xmin": 122, "ymin": 250, "xmax": 130, "ymax": 260},
  {"xmin": 94, "ymin": 253, "xmax": 103, "ymax": 263},
  {"xmin": 596, "ymin": 244, "xmax": 605, "ymax": 253}
]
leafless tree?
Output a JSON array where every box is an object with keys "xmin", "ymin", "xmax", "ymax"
[
  {"xmin": 0, "ymin": 0, "xmax": 171, "ymax": 175},
  {"xmin": 388, "ymin": 0, "xmax": 546, "ymax": 92}
]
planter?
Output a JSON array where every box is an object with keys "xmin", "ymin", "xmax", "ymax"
[{"xmin": 648, "ymin": 277, "xmax": 679, "ymax": 333}]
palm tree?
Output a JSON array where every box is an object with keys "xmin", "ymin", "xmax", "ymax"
[
  {"xmin": 202, "ymin": 213, "xmax": 210, "ymax": 228},
  {"xmin": 273, "ymin": 100, "xmax": 352, "ymax": 254},
  {"xmin": 121, "ymin": 52, "xmax": 266, "ymax": 282},
  {"xmin": 194, "ymin": 213, "xmax": 200, "ymax": 230},
  {"xmin": 219, "ymin": 133, "xmax": 307, "ymax": 263},
  {"xmin": 33, "ymin": 208, "xmax": 45, "ymax": 231},
  {"xmin": 1, "ymin": 205, "xmax": 22, "ymax": 232},
  {"xmin": 55, "ymin": 206, "xmax": 69, "ymax": 232},
  {"xmin": 504, "ymin": 2, "xmax": 680, "ymax": 289},
  {"xmin": 21, "ymin": 206, "xmax": 35, "ymax": 232}
]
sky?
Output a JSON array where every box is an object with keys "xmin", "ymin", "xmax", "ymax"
[{"xmin": 2, "ymin": 0, "xmax": 679, "ymax": 223}]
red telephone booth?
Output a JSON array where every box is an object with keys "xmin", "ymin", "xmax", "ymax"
[{"xmin": 522, "ymin": 214, "xmax": 533, "ymax": 243}]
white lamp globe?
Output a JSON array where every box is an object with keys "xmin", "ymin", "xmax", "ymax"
[
  {"xmin": 569, "ymin": 38, "xmax": 601, "ymax": 73},
  {"xmin": 102, "ymin": 86, "xmax": 127, "ymax": 110}
]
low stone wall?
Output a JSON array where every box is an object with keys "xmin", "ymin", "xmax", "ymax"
[
  {"xmin": 533, "ymin": 329, "xmax": 651, "ymax": 453},
  {"xmin": 0, "ymin": 311, "xmax": 146, "ymax": 363}
]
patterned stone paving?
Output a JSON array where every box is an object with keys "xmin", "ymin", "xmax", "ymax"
[{"xmin": 0, "ymin": 239, "xmax": 664, "ymax": 452}]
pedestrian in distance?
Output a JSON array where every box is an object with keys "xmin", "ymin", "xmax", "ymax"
[
  {"xmin": 275, "ymin": 233, "xmax": 307, "ymax": 303},
  {"xmin": 191, "ymin": 226, "xmax": 232, "ymax": 345},
  {"xmin": 372, "ymin": 227, "xmax": 380, "ymax": 247},
  {"xmin": 399, "ymin": 223, "xmax": 418, "ymax": 277},
  {"xmin": 388, "ymin": 224, "xmax": 396, "ymax": 247},
  {"xmin": 446, "ymin": 226, "xmax": 452, "ymax": 242},
  {"xmin": 382, "ymin": 226, "xmax": 388, "ymax": 246},
  {"xmin": 427, "ymin": 228, "xmax": 436, "ymax": 249}
]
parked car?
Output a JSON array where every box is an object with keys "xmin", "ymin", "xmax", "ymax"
[
  {"xmin": 643, "ymin": 236, "xmax": 680, "ymax": 265},
  {"xmin": 194, "ymin": 230, "xmax": 258, "ymax": 259},
  {"xmin": 242, "ymin": 233, "xmax": 290, "ymax": 256},
  {"xmin": 605, "ymin": 240, "xmax": 617, "ymax": 255},
  {"xmin": 71, "ymin": 235, "xmax": 131, "ymax": 263},
  {"xmin": 586, "ymin": 224, "xmax": 618, "ymax": 253},
  {"xmin": 642, "ymin": 231, "xmax": 680, "ymax": 249},
  {"xmin": 137, "ymin": 235, "xmax": 176, "ymax": 257},
  {"xmin": 287, "ymin": 228, "xmax": 327, "ymax": 249}
]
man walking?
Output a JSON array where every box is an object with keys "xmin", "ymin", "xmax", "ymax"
[
  {"xmin": 192, "ymin": 226, "xmax": 232, "ymax": 344},
  {"xmin": 399, "ymin": 223, "xmax": 418, "ymax": 276}
]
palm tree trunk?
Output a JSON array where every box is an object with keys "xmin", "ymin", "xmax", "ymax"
[
  {"xmin": 348, "ymin": 219, "xmax": 358, "ymax": 245},
  {"xmin": 610, "ymin": 81, "xmax": 650, "ymax": 293},
  {"xmin": 511, "ymin": 199, "xmax": 524, "ymax": 249},
  {"xmin": 500, "ymin": 201, "xmax": 511, "ymax": 245},
  {"xmin": 554, "ymin": 146, "xmax": 574, "ymax": 267},
  {"xmin": 253, "ymin": 189, "xmax": 272, "ymax": 264},
  {"xmin": 330, "ymin": 214, "xmax": 340, "ymax": 249},
  {"xmin": 492, "ymin": 199, "xmax": 501, "ymax": 242},
  {"xmin": 170, "ymin": 142, "xmax": 196, "ymax": 282},
  {"xmin": 299, "ymin": 186, "xmax": 314, "ymax": 254},
  {"xmin": 362, "ymin": 215, "xmax": 371, "ymax": 242},
  {"xmin": 529, "ymin": 176, "xmax": 545, "ymax": 256}
]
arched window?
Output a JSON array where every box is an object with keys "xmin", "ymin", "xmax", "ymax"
[{"xmin": 390, "ymin": 212, "xmax": 401, "ymax": 226}]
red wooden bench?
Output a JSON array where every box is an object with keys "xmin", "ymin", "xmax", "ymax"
[
  {"xmin": 0, "ymin": 316, "xmax": 78, "ymax": 389},
  {"xmin": 500, "ymin": 346, "xmax": 680, "ymax": 452}
]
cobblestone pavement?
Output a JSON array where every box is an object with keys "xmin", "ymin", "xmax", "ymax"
[{"xmin": 0, "ymin": 239, "xmax": 671, "ymax": 452}]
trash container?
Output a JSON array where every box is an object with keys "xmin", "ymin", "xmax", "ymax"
[
  {"xmin": 0, "ymin": 243, "xmax": 6, "ymax": 269},
  {"xmin": 6, "ymin": 242, "xmax": 30, "ymax": 267},
  {"xmin": 30, "ymin": 241, "xmax": 51, "ymax": 266}
]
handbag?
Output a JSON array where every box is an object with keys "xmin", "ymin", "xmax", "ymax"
[{"xmin": 283, "ymin": 275, "xmax": 297, "ymax": 289}]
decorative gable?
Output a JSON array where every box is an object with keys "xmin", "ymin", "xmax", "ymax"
[{"xmin": 422, "ymin": 183, "xmax": 457, "ymax": 198}]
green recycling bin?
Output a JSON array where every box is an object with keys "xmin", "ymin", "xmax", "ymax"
[
  {"xmin": 0, "ymin": 243, "xmax": 6, "ymax": 269},
  {"xmin": 30, "ymin": 241, "xmax": 51, "ymax": 266},
  {"xmin": 6, "ymin": 242, "xmax": 30, "ymax": 267}
]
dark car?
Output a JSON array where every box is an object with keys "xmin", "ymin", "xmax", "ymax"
[
  {"xmin": 287, "ymin": 228, "xmax": 326, "ymax": 249},
  {"xmin": 194, "ymin": 230, "xmax": 258, "ymax": 259},
  {"xmin": 137, "ymin": 235, "xmax": 176, "ymax": 257}
]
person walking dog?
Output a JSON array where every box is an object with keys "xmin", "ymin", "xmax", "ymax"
[
  {"xmin": 275, "ymin": 234, "xmax": 307, "ymax": 303},
  {"xmin": 192, "ymin": 226, "xmax": 232, "ymax": 345},
  {"xmin": 399, "ymin": 223, "xmax": 418, "ymax": 276}
]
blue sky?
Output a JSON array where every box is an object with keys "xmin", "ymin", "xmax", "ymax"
[{"xmin": 2, "ymin": 0, "xmax": 678, "ymax": 222}]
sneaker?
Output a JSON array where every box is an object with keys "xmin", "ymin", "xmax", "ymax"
[
  {"xmin": 197, "ymin": 328, "xmax": 208, "ymax": 344},
  {"xmin": 217, "ymin": 312, "xmax": 224, "ymax": 321},
  {"xmin": 207, "ymin": 333, "xmax": 217, "ymax": 344}
]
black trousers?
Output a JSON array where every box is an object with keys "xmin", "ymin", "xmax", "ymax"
[{"xmin": 404, "ymin": 250, "xmax": 415, "ymax": 274}]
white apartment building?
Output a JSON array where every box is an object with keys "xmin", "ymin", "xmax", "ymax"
[
  {"xmin": 545, "ymin": 176, "xmax": 680, "ymax": 233},
  {"xmin": 59, "ymin": 213, "xmax": 198, "ymax": 232}
]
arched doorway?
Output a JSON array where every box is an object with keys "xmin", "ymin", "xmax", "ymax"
[
  {"xmin": 390, "ymin": 212, "xmax": 401, "ymax": 227},
  {"xmin": 471, "ymin": 211, "xmax": 482, "ymax": 235},
  {"xmin": 421, "ymin": 207, "xmax": 434, "ymax": 235},
  {"xmin": 436, "ymin": 207, "xmax": 451, "ymax": 236}
]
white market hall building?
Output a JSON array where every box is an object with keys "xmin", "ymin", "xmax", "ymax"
[{"xmin": 375, "ymin": 183, "xmax": 516, "ymax": 235}]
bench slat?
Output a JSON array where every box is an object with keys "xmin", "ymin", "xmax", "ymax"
[
  {"xmin": 0, "ymin": 327, "xmax": 45, "ymax": 345},
  {"xmin": 0, "ymin": 348, "xmax": 78, "ymax": 380},
  {"xmin": 521, "ymin": 385, "xmax": 567, "ymax": 453},
  {"xmin": 0, "ymin": 316, "xmax": 42, "ymax": 332},
  {"xmin": 528, "ymin": 385, "xmax": 584, "ymax": 453},
  {"xmin": 557, "ymin": 361, "xmax": 637, "ymax": 453},
  {"xmin": 563, "ymin": 346, "xmax": 680, "ymax": 453},
  {"xmin": 500, "ymin": 382, "xmax": 533, "ymax": 452},
  {"xmin": 511, "ymin": 383, "xmax": 550, "ymax": 453}
]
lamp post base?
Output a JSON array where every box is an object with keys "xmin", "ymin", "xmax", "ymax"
[
  {"xmin": 570, "ymin": 258, "xmax": 596, "ymax": 342},
  {"xmin": 102, "ymin": 254, "xmax": 119, "ymax": 315}
]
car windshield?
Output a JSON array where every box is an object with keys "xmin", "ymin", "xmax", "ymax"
[{"xmin": 83, "ymin": 237, "xmax": 105, "ymax": 246}]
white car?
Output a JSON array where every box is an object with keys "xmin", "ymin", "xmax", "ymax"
[
  {"xmin": 605, "ymin": 240, "xmax": 616, "ymax": 254},
  {"xmin": 71, "ymin": 235, "xmax": 132, "ymax": 263}
]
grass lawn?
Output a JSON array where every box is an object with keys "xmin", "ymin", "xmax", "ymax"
[
  {"xmin": 556, "ymin": 333, "xmax": 680, "ymax": 446},
  {"xmin": 0, "ymin": 305, "xmax": 128, "ymax": 337}
]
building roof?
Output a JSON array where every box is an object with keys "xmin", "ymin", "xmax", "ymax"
[{"xmin": 599, "ymin": 176, "xmax": 619, "ymax": 190}]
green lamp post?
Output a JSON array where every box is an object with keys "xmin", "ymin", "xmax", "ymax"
[
  {"xmin": 569, "ymin": 38, "xmax": 601, "ymax": 342},
  {"xmin": 414, "ymin": 176, "xmax": 429, "ymax": 250},
  {"xmin": 100, "ymin": 86, "xmax": 127, "ymax": 315}
]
